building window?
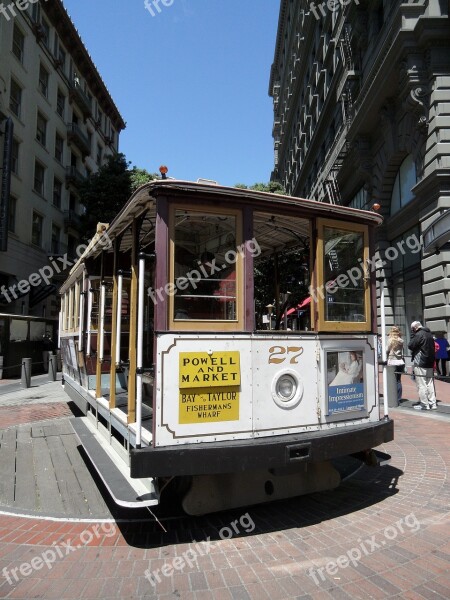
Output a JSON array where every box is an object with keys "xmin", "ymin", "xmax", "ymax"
[
  {"xmin": 36, "ymin": 112, "xmax": 47, "ymax": 146},
  {"xmin": 12, "ymin": 25, "xmax": 25, "ymax": 63},
  {"xmin": 41, "ymin": 18, "xmax": 50, "ymax": 47},
  {"xmin": 390, "ymin": 155, "xmax": 417, "ymax": 216},
  {"xmin": 8, "ymin": 196, "xmax": 17, "ymax": 233},
  {"xmin": 96, "ymin": 144, "xmax": 102, "ymax": 166},
  {"xmin": 55, "ymin": 133, "xmax": 64, "ymax": 163},
  {"xmin": 56, "ymin": 89, "xmax": 65, "ymax": 117},
  {"xmin": 97, "ymin": 109, "xmax": 103, "ymax": 130},
  {"xmin": 34, "ymin": 161, "xmax": 45, "ymax": 196},
  {"xmin": 9, "ymin": 79, "xmax": 22, "ymax": 118},
  {"xmin": 11, "ymin": 138, "xmax": 19, "ymax": 175},
  {"xmin": 51, "ymin": 224, "xmax": 61, "ymax": 254},
  {"xmin": 38, "ymin": 63, "xmax": 49, "ymax": 97},
  {"xmin": 58, "ymin": 47, "xmax": 66, "ymax": 70},
  {"xmin": 53, "ymin": 36, "xmax": 66, "ymax": 70},
  {"xmin": 349, "ymin": 187, "xmax": 367, "ymax": 210},
  {"xmin": 32, "ymin": 212, "xmax": 43, "ymax": 247},
  {"xmin": 31, "ymin": 2, "xmax": 40, "ymax": 21},
  {"xmin": 391, "ymin": 226, "xmax": 422, "ymax": 343},
  {"xmin": 53, "ymin": 177, "xmax": 62, "ymax": 209},
  {"xmin": 67, "ymin": 234, "xmax": 77, "ymax": 257}
]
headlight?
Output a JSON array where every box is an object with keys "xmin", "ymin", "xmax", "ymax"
[
  {"xmin": 275, "ymin": 374, "xmax": 297, "ymax": 401},
  {"xmin": 271, "ymin": 370, "xmax": 304, "ymax": 409}
]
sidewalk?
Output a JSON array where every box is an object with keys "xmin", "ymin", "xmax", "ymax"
[
  {"xmin": 380, "ymin": 368, "xmax": 450, "ymax": 414},
  {"xmin": 0, "ymin": 372, "xmax": 63, "ymax": 403}
]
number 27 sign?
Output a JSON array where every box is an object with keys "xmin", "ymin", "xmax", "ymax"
[{"xmin": 268, "ymin": 346, "xmax": 303, "ymax": 364}]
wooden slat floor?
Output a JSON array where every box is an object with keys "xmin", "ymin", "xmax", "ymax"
[{"xmin": 0, "ymin": 418, "xmax": 112, "ymax": 518}]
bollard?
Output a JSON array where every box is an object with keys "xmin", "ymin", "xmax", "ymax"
[
  {"xmin": 386, "ymin": 365, "xmax": 398, "ymax": 408},
  {"xmin": 21, "ymin": 357, "xmax": 31, "ymax": 388},
  {"xmin": 48, "ymin": 353, "xmax": 57, "ymax": 381}
]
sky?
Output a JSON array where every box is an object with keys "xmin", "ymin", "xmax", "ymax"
[{"xmin": 61, "ymin": 0, "xmax": 281, "ymax": 187}]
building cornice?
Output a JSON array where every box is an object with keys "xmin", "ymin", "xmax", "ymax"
[
  {"xmin": 43, "ymin": 0, "xmax": 126, "ymax": 132},
  {"xmin": 268, "ymin": 0, "xmax": 289, "ymax": 96}
]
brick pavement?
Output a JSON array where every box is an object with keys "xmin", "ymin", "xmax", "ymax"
[
  {"xmin": 0, "ymin": 406, "xmax": 448, "ymax": 599},
  {"xmin": 0, "ymin": 403, "xmax": 72, "ymax": 430}
]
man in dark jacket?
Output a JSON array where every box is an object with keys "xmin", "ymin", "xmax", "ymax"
[{"xmin": 408, "ymin": 321, "xmax": 437, "ymax": 410}]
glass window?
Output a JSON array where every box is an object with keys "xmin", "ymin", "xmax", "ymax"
[
  {"xmin": 322, "ymin": 224, "xmax": 367, "ymax": 323},
  {"xmin": 97, "ymin": 109, "xmax": 103, "ymax": 131},
  {"xmin": 10, "ymin": 319, "xmax": 28, "ymax": 342},
  {"xmin": 56, "ymin": 89, "xmax": 65, "ymax": 117},
  {"xmin": 34, "ymin": 161, "xmax": 45, "ymax": 196},
  {"xmin": 96, "ymin": 143, "xmax": 102, "ymax": 166},
  {"xmin": 54, "ymin": 37, "xmax": 66, "ymax": 70},
  {"xmin": 9, "ymin": 79, "xmax": 22, "ymax": 118},
  {"xmin": 55, "ymin": 132, "xmax": 63, "ymax": 162},
  {"xmin": 41, "ymin": 18, "xmax": 50, "ymax": 47},
  {"xmin": 8, "ymin": 196, "xmax": 17, "ymax": 233},
  {"xmin": 349, "ymin": 187, "xmax": 367, "ymax": 210},
  {"xmin": 11, "ymin": 138, "xmax": 19, "ymax": 174},
  {"xmin": 391, "ymin": 226, "xmax": 422, "ymax": 275},
  {"xmin": 30, "ymin": 321, "xmax": 45, "ymax": 341},
  {"xmin": 172, "ymin": 209, "xmax": 239, "ymax": 323},
  {"xmin": 390, "ymin": 155, "xmax": 417, "ymax": 215},
  {"xmin": 31, "ymin": 2, "xmax": 40, "ymax": 22},
  {"xmin": 53, "ymin": 177, "xmax": 62, "ymax": 208},
  {"xmin": 32, "ymin": 212, "xmax": 43, "ymax": 246},
  {"xmin": 51, "ymin": 224, "xmax": 60, "ymax": 254},
  {"xmin": 253, "ymin": 211, "xmax": 311, "ymax": 331},
  {"xmin": 12, "ymin": 25, "xmax": 25, "ymax": 63},
  {"xmin": 38, "ymin": 64, "xmax": 49, "ymax": 97},
  {"xmin": 36, "ymin": 112, "xmax": 47, "ymax": 146},
  {"xmin": 34, "ymin": 161, "xmax": 45, "ymax": 195}
]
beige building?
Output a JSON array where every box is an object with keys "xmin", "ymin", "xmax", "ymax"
[
  {"xmin": 270, "ymin": 0, "xmax": 450, "ymax": 340},
  {"xmin": 0, "ymin": 0, "xmax": 125, "ymax": 319}
]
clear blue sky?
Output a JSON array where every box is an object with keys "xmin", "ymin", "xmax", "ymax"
[{"xmin": 61, "ymin": 0, "xmax": 280, "ymax": 186}]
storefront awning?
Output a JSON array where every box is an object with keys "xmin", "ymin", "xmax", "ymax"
[{"xmin": 285, "ymin": 296, "xmax": 311, "ymax": 316}]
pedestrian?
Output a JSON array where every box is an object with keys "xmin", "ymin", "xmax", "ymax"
[
  {"xmin": 408, "ymin": 321, "xmax": 437, "ymax": 410},
  {"xmin": 387, "ymin": 326, "xmax": 405, "ymax": 405},
  {"xmin": 434, "ymin": 332, "xmax": 448, "ymax": 379}
]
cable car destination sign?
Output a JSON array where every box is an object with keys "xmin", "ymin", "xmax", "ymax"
[{"xmin": 179, "ymin": 351, "xmax": 240, "ymax": 423}]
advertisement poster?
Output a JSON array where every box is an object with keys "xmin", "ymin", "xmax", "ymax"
[{"xmin": 326, "ymin": 350, "xmax": 365, "ymax": 415}]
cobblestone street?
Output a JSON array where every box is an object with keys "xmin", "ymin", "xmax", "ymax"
[{"xmin": 0, "ymin": 379, "xmax": 449, "ymax": 599}]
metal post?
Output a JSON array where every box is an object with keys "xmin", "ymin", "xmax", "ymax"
[
  {"xmin": 136, "ymin": 253, "xmax": 145, "ymax": 448},
  {"xmin": 379, "ymin": 276, "xmax": 389, "ymax": 417},
  {"xmin": 99, "ymin": 281, "xmax": 106, "ymax": 361},
  {"xmin": 86, "ymin": 287, "xmax": 93, "ymax": 357},
  {"xmin": 58, "ymin": 310, "xmax": 62, "ymax": 349},
  {"xmin": 116, "ymin": 272, "xmax": 123, "ymax": 366},
  {"xmin": 78, "ymin": 272, "xmax": 85, "ymax": 351},
  {"xmin": 21, "ymin": 358, "xmax": 31, "ymax": 388},
  {"xmin": 386, "ymin": 365, "xmax": 397, "ymax": 408},
  {"xmin": 48, "ymin": 353, "xmax": 57, "ymax": 381}
]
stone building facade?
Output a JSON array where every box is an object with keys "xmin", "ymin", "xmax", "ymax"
[
  {"xmin": 269, "ymin": 0, "xmax": 450, "ymax": 341},
  {"xmin": 0, "ymin": 0, "xmax": 125, "ymax": 319}
]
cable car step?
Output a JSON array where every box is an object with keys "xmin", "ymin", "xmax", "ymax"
[{"xmin": 70, "ymin": 417, "xmax": 158, "ymax": 509}]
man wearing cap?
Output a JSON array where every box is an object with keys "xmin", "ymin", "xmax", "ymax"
[{"xmin": 408, "ymin": 321, "xmax": 437, "ymax": 410}]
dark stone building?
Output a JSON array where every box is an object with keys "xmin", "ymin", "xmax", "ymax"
[{"xmin": 269, "ymin": 0, "xmax": 450, "ymax": 341}]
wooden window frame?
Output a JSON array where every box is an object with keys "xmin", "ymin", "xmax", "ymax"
[
  {"xmin": 315, "ymin": 218, "xmax": 371, "ymax": 332},
  {"xmin": 168, "ymin": 203, "xmax": 244, "ymax": 332}
]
